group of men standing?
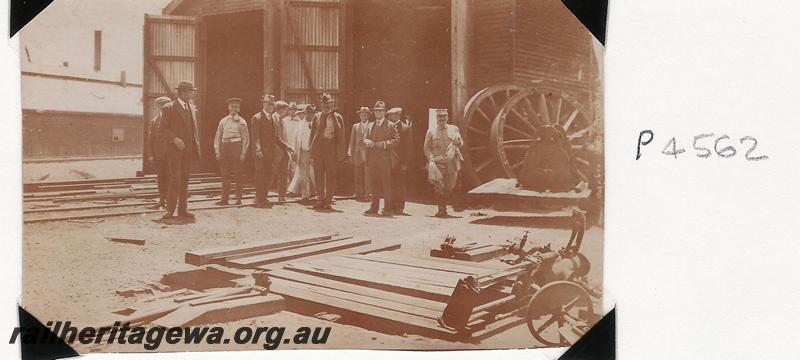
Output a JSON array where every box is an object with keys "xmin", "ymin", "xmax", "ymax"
[{"xmin": 146, "ymin": 80, "xmax": 464, "ymax": 220}]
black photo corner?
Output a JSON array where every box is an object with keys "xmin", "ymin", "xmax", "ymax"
[
  {"xmin": 17, "ymin": 307, "xmax": 79, "ymax": 360},
  {"xmin": 9, "ymin": 0, "xmax": 611, "ymax": 359}
]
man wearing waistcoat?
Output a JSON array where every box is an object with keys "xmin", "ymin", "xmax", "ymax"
[
  {"xmin": 309, "ymin": 93, "xmax": 347, "ymax": 210},
  {"xmin": 364, "ymin": 101, "xmax": 399, "ymax": 216}
]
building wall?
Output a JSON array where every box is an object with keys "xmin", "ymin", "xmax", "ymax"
[
  {"xmin": 19, "ymin": 0, "xmax": 170, "ymax": 160},
  {"xmin": 22, "ymin": 110, "xmax": 143, "ymax": 159}
]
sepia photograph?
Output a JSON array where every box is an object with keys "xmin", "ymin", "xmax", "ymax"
[{"xmin": 18, "ymin": 0, "xmax": 605, "ymax": 353}]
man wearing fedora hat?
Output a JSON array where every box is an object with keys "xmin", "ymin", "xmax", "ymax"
[
  {"xmin": 214, "ymin": 97, "xmax": 250, "ymax": 205},
  {"xmin": 310, "ymin": 92, "xmax": 347, "ymax": 210},
  {"xmin": 158, "ymin": 80, "xmax": 201, "ymax": 220},
  {"xmin": 364, "ymin": 100, "xmax": 399, "ymax": 216},
  {"xmin": 348, "ymin": 106, "xmax": 371, "ymax": 199},
  {"xmin": 147, "ymin": 96, "xmax": 173, "ymax": 209},
  {"xmin": 251, "ymin": 94, "xmax": 295, "ymax": 208}
]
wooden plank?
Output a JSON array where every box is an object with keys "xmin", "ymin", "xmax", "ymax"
[
  {"xmin": 225, "ymin": 238, "xmax": 371, "ymax": 268},
  {"xmin": 348, "ymin": 253, "xmax": 498, "ymax": 276},
  {"xmin": 223, "ymin": 237, "xmax": 348, "ymax": 261},
  {"xmin": 324, "ymin": 256, "xmax": 464, "ymax": 287},
  {"xmin": 254, "ymin": 242, "xmax": 401, "ymax": 271},
  {"xmin": 454, "ymin": 245, "xmax": 509, "ymax": 262},
  {"xmin": 154, "ymin": 294, "xmax": 285, "ymax": 328},
  {"xmin": 273, "ymin": 277, "xmax": 441, "ymax": 320},
  {"xmin": 283, "ymin": 262, "xmax": 453, "ymax": 302},
  {"xmin": 268, "ymin": 269, "xmax": 446, "ymax": 312},
  {"xmin": 270, "ymin": 278, "xmax": 455, "ymax": 337},
  {"xmin": 299, "ymin": 256, "xmax": 462, "ymax": 288},
  {"xmin": 185, "ymin": 233, "xmax": 335, "ymax": 265}
]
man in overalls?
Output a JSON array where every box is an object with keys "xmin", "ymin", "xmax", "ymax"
[{"xmin": 214, "ymin": 97, "xmax": 250, "ymax": 205}]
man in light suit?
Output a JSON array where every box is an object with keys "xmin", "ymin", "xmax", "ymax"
[
  {"xmin": 146, "ymin": 96, "xmax": 173, "ymax": 209},
  {"xmin": 348, "ymin": 106, "xmax": 371, "ymax": 198},
  {"xmin": 158, "ymin": 80, "xmax": 201, "ymax": 220},
  {"xmin": 309, "ymin": 93, "xmax": 347, "ymax": 210}
]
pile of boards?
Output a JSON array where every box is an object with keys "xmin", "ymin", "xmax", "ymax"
[
  {"xmin": 180, "ymin": 233, "xmax": 528, "ymax": 340},
  {"xmin": 113, "ymin": 284, "xmax": 284, "ymax": 328},
  {"xmin": 185, "ymin": 233, "xmax": 400, "ymax": 269}
]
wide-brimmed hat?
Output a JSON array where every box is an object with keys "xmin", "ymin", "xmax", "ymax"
[
  {"xmin": 357, "ymin": 106, "xmax": 370, "ymax": 115},
  {"xmin": 372, "ymin": 101, "xmax": 386, "ymax": 111},
  {"xmin": 175, "ymin": 80, "xmax": 196, "ymax": 91},
  {"xmin": 320, "ymin": 93, "xmax": 334, "ymax": 103},
  {"xmin": 305, "ymin": 104, "xmax": 317, "ymax": 113},
  {"xmin": 294, "ymin": 104, "xmax": 308, "ymax": 115},
  {"xmin": 274, "ymin": 100, "xmax": 289, "ymax": 109},
  {"xmin": 387, "ymin": 107, "xmax": 402, "ymax": 115},
  {"xmin": 155, "ymin": 96, "xmax": 172, "ymax": 105}
]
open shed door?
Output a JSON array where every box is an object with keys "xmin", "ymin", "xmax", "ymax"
[
  {"xmin": 280, "ymin": 0, "xmax": 345, "ymax": 105},
  {"xmin": 142, "ymin": 14, "xmax": 199, "ymax": 173}
]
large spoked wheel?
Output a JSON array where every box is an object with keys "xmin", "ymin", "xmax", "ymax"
[
  {"xmin": 458, "ymin": 85, "xmax": 526, "ymax": 186},
  {"xmin": 526, "ymin": 281, "xmax": 595, "ymax": 347},
  {"xmin": 490, "ymin": 88, "xmax": 596, "ymax": 181}
]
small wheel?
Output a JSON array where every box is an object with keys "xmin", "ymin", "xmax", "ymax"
[{"xmin": 526, "ymin": 281, "xmax": 595, "ymax": 347}]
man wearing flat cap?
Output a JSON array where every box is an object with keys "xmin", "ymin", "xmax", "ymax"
[
  {"xmin": 348, "ymin": 106, "xmax": 371, "ymax": 199},
  {"xmin": 158, "ymin": 80, "xmax": 201, "ymax": 220},
  {"xmin": 310, "ymin": 92, "xmax": 347, "ymax": 210},
  {"xmin": 214, "ymin": 98, "xmax": 250, "ymax": 205},
  {"xmin": 387, "ymin": 107, "xmax": 413, "ymax": 215},
  {"xmin": 364, "ymin": 100, "xmax": 399, "ymax": 216},
  {"xmin": 147, "ymin": 96, "xmax": 173, "ymax": 209},
  {"xmin": 423, "ymin": 108, "xmax": 463, "ymax": 218},
  {"xmin": 251, "ymin": 94, "xmax": 295, "ymax": 208}
]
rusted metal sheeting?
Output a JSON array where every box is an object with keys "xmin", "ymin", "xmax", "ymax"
[
  {"xmin": 145, "ymin": 17, "xmax": 197, "ymax": 96},
  {"xmin": 283, "ymin": 0, "xmax": 343, "ymax": 102},
  {"xmin": 513, "ymin": 0, "xmax": 596, "ymax": 97},
  {"xmin": 470, "ymin": 0, "xmax": 516, "ymax": 93}
]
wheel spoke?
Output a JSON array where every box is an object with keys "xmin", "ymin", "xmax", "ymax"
[
  {"xmin": 475, "ymin": 158, "xmax": 494, "ymax": 173},
  {"xmin": 567, "ymin": 127, "xmax": 590, "ymax": 140},
  {"xmin": 477, "ymin": 107, "xmax": 493, "ymax": 123},
  {"xmin": 503, "ymin": 139, "xmax": 531, "ymax": 146},
  {"xmin": 469, "ymin": 126, "xmax": 488, "ymax": 137},
  {"xmin": 488, "ymin": 94, "xmax": 498, "ymax": 109},
  {"xmin": 511, "ymin": 160, "xmax": 524, "ymax": 170},
  {"xmin": 562, "ymin": 109, "xmax": 579, "ymax": 131},
  {"xmin": 562, "ymin": 296, "xmax": 582, "ymax": 312},
  {"xmin": 469, "ymin": 145, "xmax": 491, "ymax": 152},
  {"xmin": 538, "ymin": 93, "xmax": 551, "ymax": 124},
  {"xmin": 554, "ymin": 98, "xmax": 563, "ymax": 124},
  {"xmin": 504, "ymin": 120, "xmax": 536, "ymax": 139},
  {"xmin": 509, "ymin": 108, "xmax": 539, "ymax": 134},
  {"xmin": 536, "ymin": 313, "xmax": 559, "ymax": 334}
]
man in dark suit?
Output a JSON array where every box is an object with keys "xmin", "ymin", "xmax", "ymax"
[
  {"xmin": 309, "ymin": 93, "xmax": 346, "ymax": 210},
  {"xmin": 158, "ymin": 80, "xmax": 201, "ymax": 220},
  {"xmin": 146, "ymin": 96, "xmax": 172, "ymax": 209},
  {"xmin": 364, "ymin": 101, "xmax": 399, "ymax": 216},
  {"xmin": 387, "ymin": 107, "xmax": 413, "ymax": 215},
  {"xmin": 251, "ymin": 94, "xmax": 295, "ymax": 208}
]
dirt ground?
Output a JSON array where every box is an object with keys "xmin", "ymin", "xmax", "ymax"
[{"xmin": 21, "ymin": 197, "xmax": 603, "ymax": 353}]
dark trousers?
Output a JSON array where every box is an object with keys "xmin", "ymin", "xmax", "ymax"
[
  {"xmin": 154, "ymin": 157, "xmax": 171, "ymax": 204},
  {"xmin": 273, "ymin": 152, "xmax": 289, "ymax": 198},
  {"xmin": 367, "ymin": 156, "xmax": 393, "ymax": 212},
  {"xmin": 353, "ymin": 163, "xmax": 366, "ymax": 196},
  {"xmin": 166, "ymin": 152, "xmax": 191, "ymax": 215},
  {"xmin": 391, "ymin": 165, "xmax": 407, "ymax": 212},
  {"xmin": 219, "ymin": 142, "xmax": 243, "ymax": 202},
  {"xmin": 254, "ymin": 155, "xmax": 274, "ymax": 205},
  {"xmin": 313, "ymin": 138, "xmax": 337, "ymax": 207}
]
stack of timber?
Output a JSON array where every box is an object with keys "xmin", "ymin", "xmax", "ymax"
[
  {"xmin": 112, "ymin": 286, "xmax": 284, "ymax": 328},
  {"xmin": 430, "ymin": 243, "xmax": 509, "ymax": 262},
  {"xmin": 185, "ymin": 233, "xmax": 401, "ymax": 270},
  {"xmin": 268, "ymin": 252, "xmax": 529, "ymax": 340}
]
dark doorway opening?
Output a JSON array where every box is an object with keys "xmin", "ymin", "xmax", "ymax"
[
  {"xmin": 350, "ymin": 0, "xmax": 452, "ymax": 189},
  {"xmin": 201, "ymin": 10, "xmax": 264, "ymax": 171}
]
